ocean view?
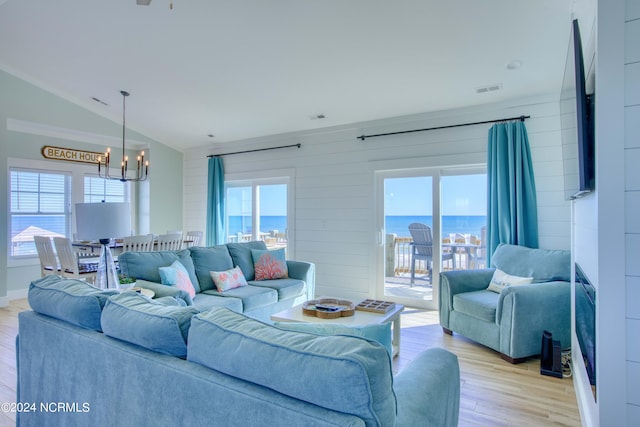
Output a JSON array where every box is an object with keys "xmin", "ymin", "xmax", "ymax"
[{"xmin": 228, "ymin": 215, "xmax": 486, "ymax": 238}]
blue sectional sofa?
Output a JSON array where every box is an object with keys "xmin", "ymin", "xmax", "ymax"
[
  {"xmin": 17, "ymin": 276, "xmax": 461, "ymax": 427},
  {"xmin": 117, "ymin": 241, "xmax": 315, "ymax": 321},
  {"xmin": 439, "ymin": 243, "xmax": 571, "ymax": 363}
]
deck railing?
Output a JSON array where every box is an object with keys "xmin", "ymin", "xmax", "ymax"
[{"xmin": 385, "ymin": 234, "xmax": 429, "ymax": 276}]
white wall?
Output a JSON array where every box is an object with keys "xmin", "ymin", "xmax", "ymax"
[
  {"xmin": 572, "ymin": 0, "xmax": 640, "ymax": 425},
  {"xmin": 184, "ymin": 96, "xmax": 570, "ymax": 301},
  {"xmin": 624, "ymin": 0, "xmax": 640, "ymax": 422}
]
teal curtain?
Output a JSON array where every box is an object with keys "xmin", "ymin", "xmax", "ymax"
[
  {"xmin": 206, "ymin": 157, "xmax": 225, "ymax": 245},
  {"xmin": 486, "ymin": 121, "xmax": 538, "ymax": 266}
]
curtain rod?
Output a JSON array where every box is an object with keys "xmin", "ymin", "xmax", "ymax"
[
  {"xmin": 356, "ymin": 115, "xmax": 530, "ymax": 141},
  {"xmin": 207, "ymin": 143, "xmax": 301, "ymax": 157}
]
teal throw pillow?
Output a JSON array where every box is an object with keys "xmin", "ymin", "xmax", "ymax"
[
  {"xmin": 159, "ymin": 260, "xmax": 197, "ymax": 299},
  {"xmin": 251, "ymin": 248, "xmax": 288, "ymax": 280}
]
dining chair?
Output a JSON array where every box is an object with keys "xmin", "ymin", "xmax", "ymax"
[
  {"xmin": 156, "ymin": 233, "xmax": 184, "ymax": 251},
  {"xmin": 53, "ymin": 237, "xmax": 97, "ymax": 283},
  {"xmin": 185, "ymin": 230, "xmax": 203, "ymax": 247},
  {"xmin": 407, "ymin": 223, "xmax": 454, "ymax": 287},
  {"xmin": 34, "ymin": 235, "xmax": 60, "ymax": 277},
  {"xmin": 122, "ymin": 234, "xmax": 154, "ymax": 252}
]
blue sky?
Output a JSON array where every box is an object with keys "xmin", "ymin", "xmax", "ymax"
[
  {"xmin": 385, "ymin": 174, "xmax": 487, "ymax": 216},
  {"xmin": 228, "ymin": 175, "xmax": 487, "ymax": 217},
  {"xmin": 227, "ymin": 184, "xmax": 288, "ymax": 216}
]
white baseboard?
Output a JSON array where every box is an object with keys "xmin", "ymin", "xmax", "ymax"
[
  {"xmin": 0, "ymin": 288, "xmax": 29, "ymax": 307},
  {"xmin": 8, "ymin": 288, "xmax": 29, "ymax": 301}
]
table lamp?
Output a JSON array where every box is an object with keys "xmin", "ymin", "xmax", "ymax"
[{"xmin": 75, "ymin": 202, "xmax": 131, "ymax": 290}]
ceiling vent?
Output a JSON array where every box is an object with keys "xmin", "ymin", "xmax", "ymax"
[
  {"xmin": 91, "ymin": 97, "xmax": 108, "ymax": 106},
  {"xmin": 475, "ymin": 83, "xmax": 502, "ymax": 94}
]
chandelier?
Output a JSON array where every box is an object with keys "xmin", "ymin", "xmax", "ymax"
[{"xmin": 98, "ymin": 90, "xmax": 149, "ymax": 182}]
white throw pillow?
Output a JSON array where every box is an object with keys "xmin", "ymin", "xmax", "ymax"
[{"xmin": 487, "ymin": 268, "xmax": 533, "ymax": 293}]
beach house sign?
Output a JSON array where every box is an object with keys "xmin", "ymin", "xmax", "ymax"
[{"xmin": 41, "ymin": 146, "xmax": 103, "ymax": 165}]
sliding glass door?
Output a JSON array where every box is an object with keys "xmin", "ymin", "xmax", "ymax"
[
  {"xmin": 225, "ymin": 179, "xmax": 289, "ymax": 253},
  {"xmin": 376, "ymin": 168, "xmax": 486, "ymax": 310}
]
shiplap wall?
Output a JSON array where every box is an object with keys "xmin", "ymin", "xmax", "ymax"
[
  {"xmin": 625, "ymin": 0, "xmax": 640, "ymax": 422},
  {"xmin": 184, "ymin": 96, "xmax": 569, "ymax": 300}
]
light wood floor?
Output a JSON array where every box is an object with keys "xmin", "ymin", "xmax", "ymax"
[{"xmin": 0, "ymin": 300, "xmax": 580, "ymax": 427}]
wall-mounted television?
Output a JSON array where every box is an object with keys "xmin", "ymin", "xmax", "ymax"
[{"xmin": 560, "ymin": 19, "xmax": 595, "ymax": 200}]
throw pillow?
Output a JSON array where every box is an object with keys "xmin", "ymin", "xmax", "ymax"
[
  {"xmin": 210, "ymin": 265, "xmax": 248, "ymax": 292},
  {"xmin": 487, "ymin": 268, "xmax": 534, "ymax": 293},
  {"xmin": 251, "ymin": 248, "xmax": 288, "ymax": 280},
  {"xmin": 158, "ymin": 260, "xmax": 197, "ymax": 299}
]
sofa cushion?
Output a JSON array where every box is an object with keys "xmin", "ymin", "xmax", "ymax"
[
  {"xmin": 201, "ymin": 285, "xmax": 277, "ymax": 312},
  {"xmin": 101, "ymin": 292, "xmax": 200, "ymax": 357},
  {"xmin": 118, "ymin": 249, "xmax": 201, "ymax": 293},
  {"xmin": 191, "ymin": 293, "xmax": 243, "ymax": 312},
  {"xmin": 273, "ymin": 321, "xmax": 393, "ymax": 356},
  {"xmin": 159, "ymin": 260, "xmax": 197, "ymax": 298},
  {"xmin": 453, "ymin": 290, "xmax": 499, "ymax": 323},
  {"xmin": 210, "ymin": 265, "xmax": 248, "ymax": 292},
  {"xmin": 187, "ymin": 309, "xmax": 396, "ymax": 427},
  {"xmin": 190, "ymin": 246, "xmax": 234, "ymax": 292},
  {"xmin": 227, "ymin": 241, "xmax": 267, "ymax": 281},
  {"xmin": 28, "ymin": 275, "xmax": 118, "ymax": 331},
  {"xmin": 247, "ymin": 278, "xmax": 305, "ymax": 301},
  {"xmin": 486, "ymin": 268, "xmax": 533, "ymax": 293},
  {"xmin": 491, "ymin": 244, "xmax": 570, "ymax": 282},
  {"xmin": 251, "ymin": 248, "xmax": 288, "ymax": 280}
]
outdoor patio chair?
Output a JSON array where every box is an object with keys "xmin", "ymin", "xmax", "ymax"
[{"xmin": 408, "ymin": 223, "xmax": 454, "ymax": 287}]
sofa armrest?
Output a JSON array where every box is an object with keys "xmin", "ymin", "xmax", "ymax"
[
  {"xmin": 394, "ymin": 348, "xmax": 460, "ymax": 427},
  {"xmin": 439, "ymin": 269, "xmax": 495, "ymax": 329},
  {"xmin": 135, "ymin": 279, "xmax": 193, "ymax": 304},
  {"xmin": 286, "ymin": 260, "xmax": 315, "ymax": 300},
  {"xmin": 497, "ymin": 281, "xmax": 571, "ymax": 358}
]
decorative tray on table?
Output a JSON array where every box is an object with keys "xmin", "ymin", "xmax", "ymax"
[
  {"xmin": 355, "ymin": 299, "xmax": 396, "ymax": 314},
  {"xmin": 302, "ymin": 298, "xmax": 355, "ymax": 319}
]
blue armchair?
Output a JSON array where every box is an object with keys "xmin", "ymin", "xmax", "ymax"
[{"xmin": 439, "ymin": 243, "xmax": 571, "ymax": 363}]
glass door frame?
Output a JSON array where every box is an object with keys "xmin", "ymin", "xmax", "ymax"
[
  {"xmin": 224, "ymin": 168, "xmax": 295, "ymax": 257},
  {"xmin": 375, "ymin": 167, "xmax": 442, "ymax": 310},
  {"xmin": 375, "ymin": 165, "xmax": 486, "ymax": 310}
]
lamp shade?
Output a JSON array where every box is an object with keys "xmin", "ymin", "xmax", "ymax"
[{"xmin": 75, "ymin": 202, "xmax": 131, "ymax": 241}]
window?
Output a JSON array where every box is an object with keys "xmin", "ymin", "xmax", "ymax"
[
  {"xmin": 225, "ymin": 178, "xmax": 290, "ymax": 252},
  {"xmin": 84, "ymin": 175, "xmax": 127, "ymax": 203},
  {"xmin": 10, "ymin": 168, "xmax": 71, "ymax": 257},
  {"xmin": 8, "ymin": 158, "xmax": 135, "ymax": 262}
]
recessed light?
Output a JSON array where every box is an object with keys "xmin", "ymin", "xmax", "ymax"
[{"xmin": 506, "ymin": 60, "xmax": 522, "ymax": 70}]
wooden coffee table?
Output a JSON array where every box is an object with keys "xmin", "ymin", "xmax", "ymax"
[{"xmin": 271, "ymin": 301, "xmax": 404, "ymax": 357}]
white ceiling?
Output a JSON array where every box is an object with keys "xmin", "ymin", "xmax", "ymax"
[{"xmin": 0, "ymin": 0, "xmax": 575, "ymax": 150}]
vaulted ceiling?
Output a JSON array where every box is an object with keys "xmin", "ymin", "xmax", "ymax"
[{"xmin": 0, "ymin": 0, "xmax": 575, "ymax": 150}]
